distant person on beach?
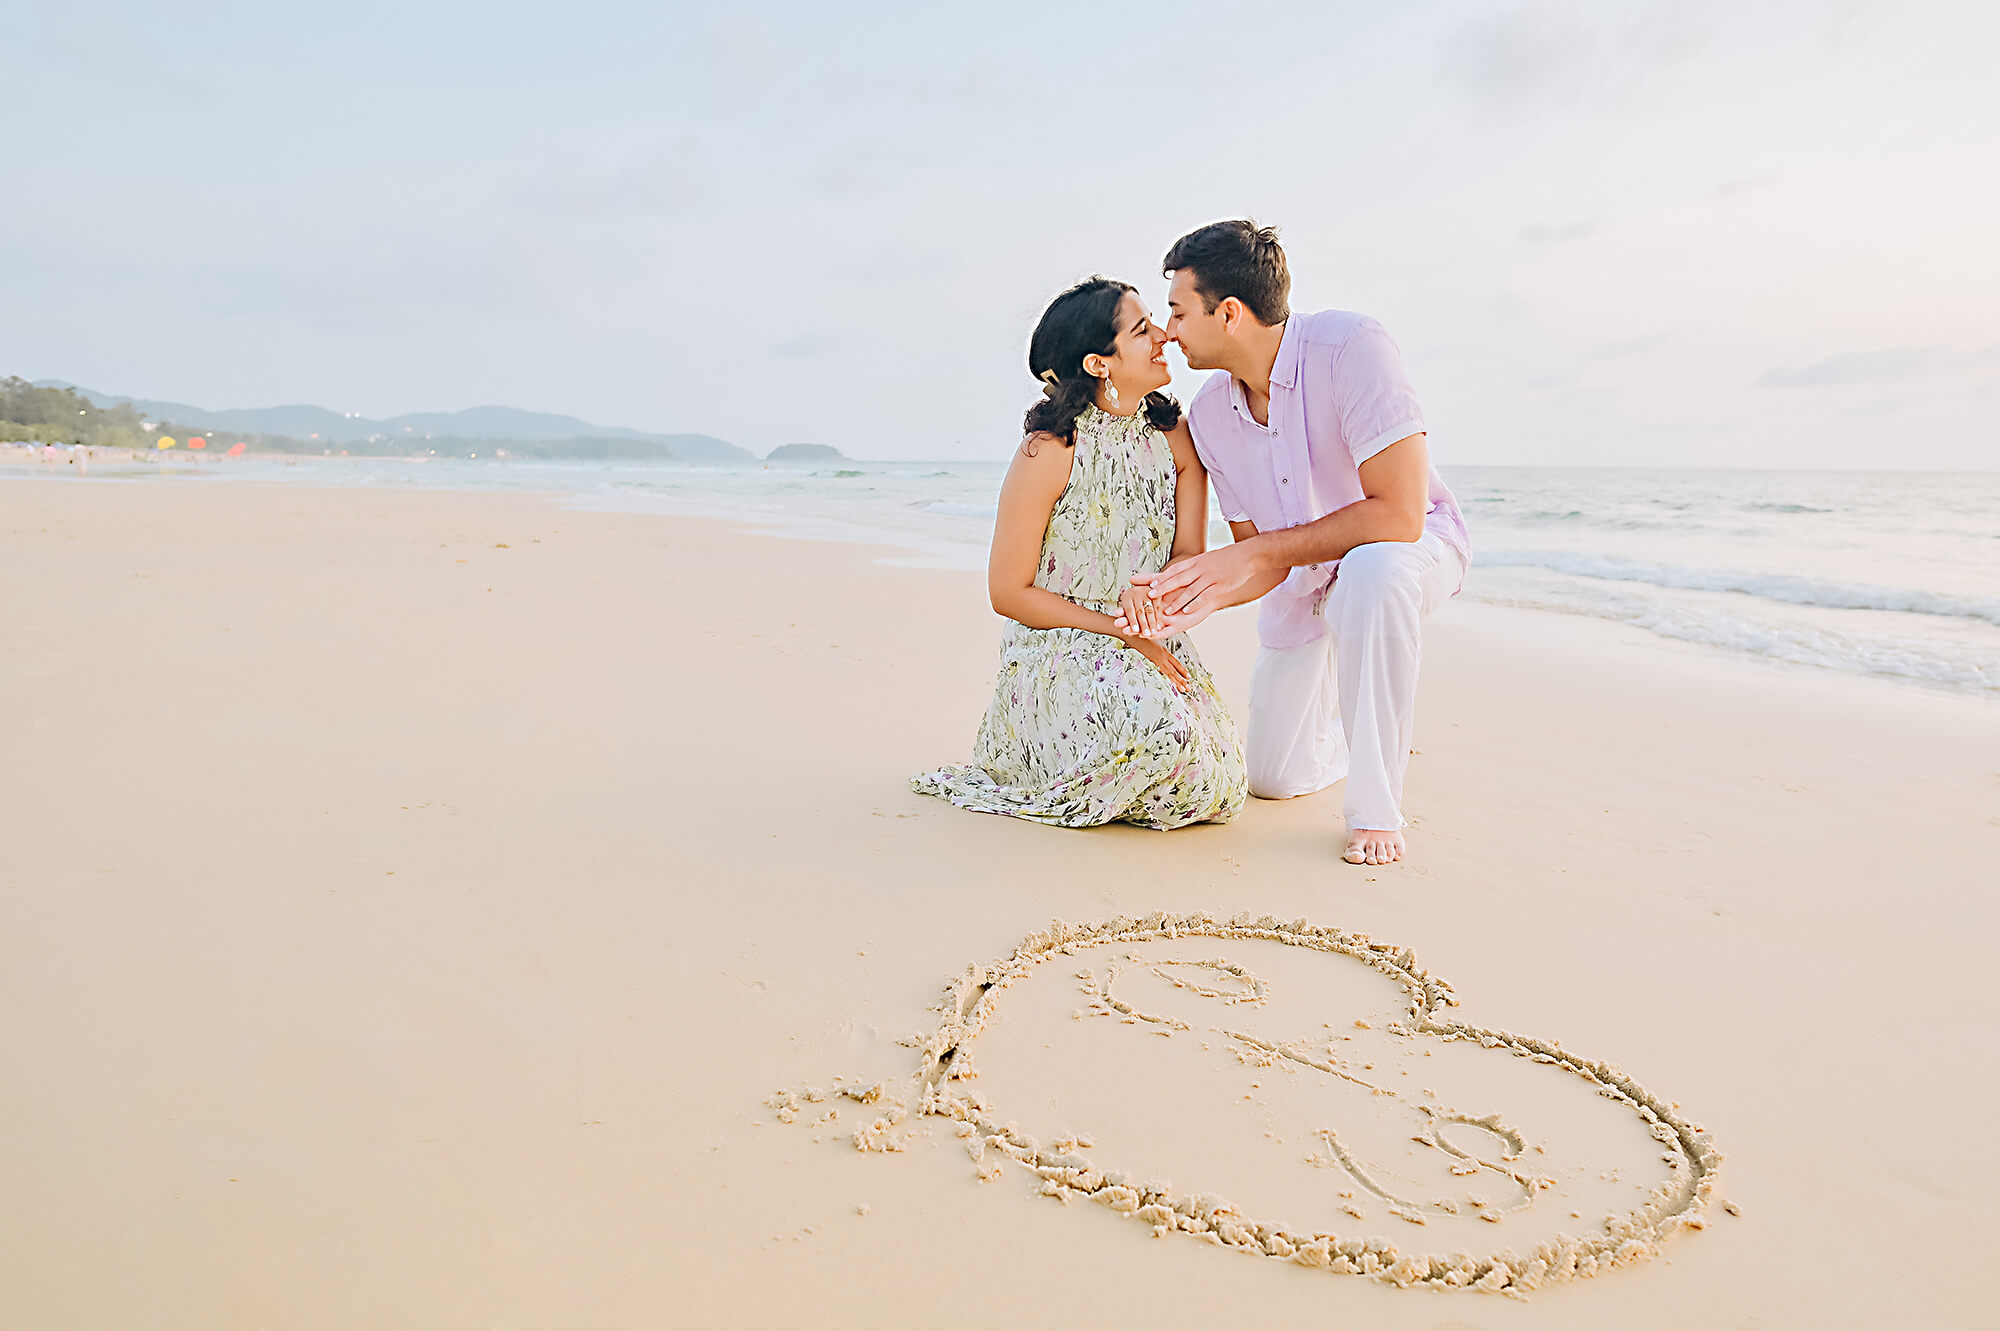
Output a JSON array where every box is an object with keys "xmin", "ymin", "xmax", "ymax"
[
  {"xmin": 911, "ymin": 277, "xmax": 1247, "ymax": 829},
  {"xmin": 1116, "ymin": 221, "xmax": 1470, "ymax": 866}
]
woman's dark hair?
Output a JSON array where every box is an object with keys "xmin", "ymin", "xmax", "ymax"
[
  {"xmin": 1161, "ymin": 219, "xmax": 1291, "ymax": 326},
  {"xmin": 1022, "ymin": 276, "xmax": 1181, "ymax": 447}
]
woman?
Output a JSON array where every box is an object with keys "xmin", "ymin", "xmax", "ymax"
[{"xmin": 911, "ymin": 277, "xmax": 1246, "ymax": 829}]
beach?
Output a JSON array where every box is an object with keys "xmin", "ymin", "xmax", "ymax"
[{"xmin": 4, "ymin": 474, "xmax": 1997, "ymax": 1328}]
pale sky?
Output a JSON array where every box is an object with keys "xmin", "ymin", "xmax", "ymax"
[{"xmin": 5, "ymin": 0, "xmax": 1996, "ymax": 466}]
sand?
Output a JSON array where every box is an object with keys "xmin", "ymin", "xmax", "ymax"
[{"xmin": 3, "ymin": 474, "xmax": 1997, "ymax": 1328}]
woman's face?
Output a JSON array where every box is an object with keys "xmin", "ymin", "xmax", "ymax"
[{"xmin": 1096, "ymin": 292, "xmax": 1172, "ymax": 399}]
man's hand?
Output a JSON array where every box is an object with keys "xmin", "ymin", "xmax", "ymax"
[
  {"xmin": 1124, "ymin": 542, "xmax": 1262, "ymax": 636},
  {"xmin": 1137, "ymin": 542, "xmax": 1260, "ymax": 614}
]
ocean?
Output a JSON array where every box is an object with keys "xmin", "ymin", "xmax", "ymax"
[{"xmin": 25, "ymin": 453, "xmax": 2000, "ymax": 696}]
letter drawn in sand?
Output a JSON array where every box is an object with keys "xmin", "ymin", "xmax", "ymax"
[
  {"xmin": 770, "ymin": 914, "xmax": 1725, "ymax": 1297},
  {"xmin": 1086, "ymin": 958, "xmax": 1544, "ymax": 1223}
]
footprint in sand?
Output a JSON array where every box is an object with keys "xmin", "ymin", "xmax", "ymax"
[{"xmin": 771, "ymin": 913, "xmax": 1724, "ymax": 1297}]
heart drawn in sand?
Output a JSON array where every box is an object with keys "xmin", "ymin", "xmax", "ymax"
[{"xmin": 770, "ymin": 913, "xmax": 1724, "ymax": 1298}]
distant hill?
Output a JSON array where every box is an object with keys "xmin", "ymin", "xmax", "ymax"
[
  {"xmin": 33, "ymin": 381, "xmax": 756, "ymax": 462},
  {"xmin": 255, "ymin": 434, "xmax": 740, "ymax": 461},
  {"xmin": 766, "ymin": 443, "xmax": 845, "ymax": 462}
]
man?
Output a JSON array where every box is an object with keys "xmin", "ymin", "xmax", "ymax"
[{"xmin": 1116, "ymin": 221, "xmax": 1470, "ymax": 867}]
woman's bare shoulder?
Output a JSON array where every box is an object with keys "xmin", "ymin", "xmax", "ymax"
[
  {"xmin": 1160, "ymin": 417, "xmax": 1202, "ymax": 467},
  {"xmin": 1003, "ymin": 431, "xmax": 1075, "ymax": 503}
]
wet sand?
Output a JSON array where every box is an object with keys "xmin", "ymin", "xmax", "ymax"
[{"xmin": 3, "ymin": 476, "xmax": 1996, "ymax": 1327}]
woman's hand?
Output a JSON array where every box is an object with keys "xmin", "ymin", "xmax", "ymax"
[
  {"xmin": 1124, "ymin": 633, "xmax": 1191, "ymax": 692},
  {"xmin": 1116, "ymin": 585, "xmax": 1165, "ymax": 639}
]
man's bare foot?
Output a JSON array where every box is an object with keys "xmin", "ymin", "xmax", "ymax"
[{"xmin": 1343, "ymin": 828, "xmax": 1405, "ymax": 866}]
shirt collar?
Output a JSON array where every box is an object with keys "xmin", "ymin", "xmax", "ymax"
[
  {"xmin": 1269, "ymin": 317, "xmax": 1301, "ymax": 390},
  {"xmin": 1227, "ymin": 319, "xmax": 1301, "ymax": 422}
]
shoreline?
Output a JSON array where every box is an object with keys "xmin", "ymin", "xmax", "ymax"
[{"xmin": 6, "ymin": 465, "xmax": 1993, "ymax": 703}]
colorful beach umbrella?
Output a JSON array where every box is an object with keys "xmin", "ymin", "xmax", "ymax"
[
  {"xmin": 188, "ymin": 436, "xmax": 207, "ymax": 450},
  {"xmin": 226, "ymin": 442, "xmax": 246, "ymax": 457},
  {"xmin": 156, "ymin": 436, "xmax": 177, "ymax": 450}
]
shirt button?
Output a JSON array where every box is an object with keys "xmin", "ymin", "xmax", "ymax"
[
  {"xmin": 1280, "ymin": 477, "xmax": 1289, "ymax": 484},
  {"xmin": 1309, "ymin": 563, "xmax": 1320, "ymax": 570}
]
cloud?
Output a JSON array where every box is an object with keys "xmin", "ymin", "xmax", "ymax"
[
  {"xmin": 805, "ymin": 140, "xmax": 922, "ymax": 201},
  {"xmin": 1438, "ymin": 8, "xmax": 1596, "ymax": 116},
  {"xmin": 1716, "ymin": 171, "xmax": 1778, "ymax": 199},
  {"xmin": 771, "ymin": 332, "xmax": 835, "ymax": 359},
  {"xmin": 1840, "ymin": 394, "xmax": 1916, "ymax": 419},
  {"xmin": 520, "ymin": 138, "xmax": 715, "ymax": 220},
  {"xmin": 1520, "ymin": 221, "xmax": 1597, "ymax": 244},
  {"xmin": 6, "ymin": 9, "xmax": 151, "ymax": 83},
  {"xmin": 1590, "ymin": 333, "xmax": 1671, "ymax": 358},
  {"xmin": 1761, "ymin": 342, "xmax": 2000, "ymax": 391},
  {"xmin": 1756, "ymin": 347, "xmax": 1936, "ymax": 388},
  {"xmin": 1436, "ymin": 3, "xmax": 1710, "ymax": 118}
]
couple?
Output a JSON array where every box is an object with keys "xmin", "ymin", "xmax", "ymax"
[{"xmin": 911, "ymin": 222, "xmax": 1470, "ymax": 867}]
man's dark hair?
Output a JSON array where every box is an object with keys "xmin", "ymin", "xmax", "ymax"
[{"xmin": 1162, "ymin": 220, "xmax": 1291, "ymax": 325}]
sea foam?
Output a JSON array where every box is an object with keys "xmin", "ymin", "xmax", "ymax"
[{"xmin": 1476, "ymin": 547, "xmax": 2000, "ymax": 626}]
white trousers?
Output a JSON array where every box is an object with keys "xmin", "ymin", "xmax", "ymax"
[{"xmin": 1246, "ymin": 532, "xmax": 1465, "ymax": 830}]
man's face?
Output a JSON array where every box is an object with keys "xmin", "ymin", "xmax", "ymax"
[{"xmin": 1164, "ymin": 268, "xmax": 1228, "ymax": 371}]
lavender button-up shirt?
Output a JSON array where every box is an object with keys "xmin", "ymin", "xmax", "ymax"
[{"xmin": 1185, "ymin": 309, "xmax": 1471, "ymax": 650}]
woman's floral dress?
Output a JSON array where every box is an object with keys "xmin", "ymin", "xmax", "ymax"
[{"xmin": 911, "ymin": 405, "xmax": 1247, "ymax": 830}]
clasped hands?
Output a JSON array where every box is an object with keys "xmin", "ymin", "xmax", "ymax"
[{"xmin": 1113, "ymin": 543, "xmax": 1258, "ymax": 640}]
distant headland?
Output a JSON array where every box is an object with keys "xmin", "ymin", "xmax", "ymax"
[
  {"xmin": 6, "ymin": 377, "xmax": 765, "ymax": 462},
  {"xmin": 765, "ymin": 443, "xmax": 846, "ymax": 462}
]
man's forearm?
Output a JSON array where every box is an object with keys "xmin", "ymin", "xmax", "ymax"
[
  {"xmin": 1222, "ymin": 564, "xmax": 1289, "ymax": 609},
  {"xmin": 1244, "ymin": 496, "xmax": 1424, "ymax": 575}
]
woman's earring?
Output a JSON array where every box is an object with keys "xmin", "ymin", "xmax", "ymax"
[{"xmin": 1103, "ymin": 375, "xmax": 1120, "ymax": 406}]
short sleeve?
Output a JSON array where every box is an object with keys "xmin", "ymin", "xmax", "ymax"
[
  {"xmin": 1185, "ymin": 392, "xmax": 1252, "ymax": 523},
  {"xmin": 1207, "ymin": 461, "xmax": 1251, "ymax": 524},
  {"xmin": 1333, "ymin": 319, "xmax": 1426, "ymax": 465}
]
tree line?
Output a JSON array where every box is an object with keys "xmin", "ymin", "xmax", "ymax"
[
  {"xmin": 0, "ymin": 377, "xmax": 264, "ymax": 450},
  {"xmin": 4, "ymin": 378, "xmax": 703, "ymax": 460}
]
